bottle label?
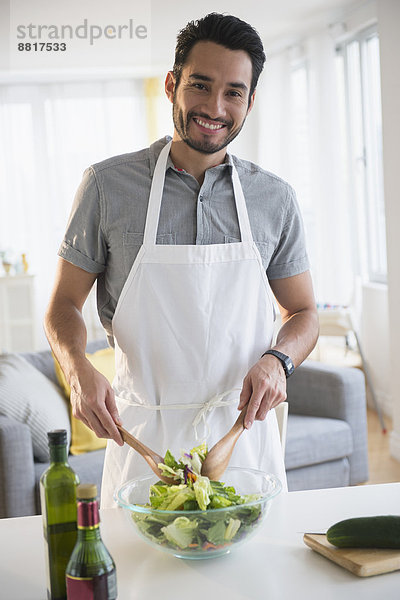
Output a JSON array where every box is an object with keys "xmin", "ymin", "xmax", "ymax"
[{"xmin": 66, "ymin": 570, "xmax": 117, "ymax": 599}]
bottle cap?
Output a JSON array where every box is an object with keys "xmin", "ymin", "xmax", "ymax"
[
  {"xmin": 77, "ymin": 483, "xmax": 98, "ymax": 500},
  {"xmin": 47, "ymin": 429, "xmax": 67, "ymax": 445}
]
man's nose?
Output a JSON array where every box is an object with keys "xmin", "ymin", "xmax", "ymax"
[{"xmin": 203, "ymin": 90, "xmax": 225, "ymax": 119}]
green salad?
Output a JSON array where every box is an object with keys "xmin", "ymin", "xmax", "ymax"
[{"xmin": 131, "ymin": 443, "xmax": 264, "ymax": 552}]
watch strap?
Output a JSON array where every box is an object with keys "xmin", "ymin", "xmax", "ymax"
[{"xmin": 261, "ymin": 349, "xmax": 294, "ymax": 378}]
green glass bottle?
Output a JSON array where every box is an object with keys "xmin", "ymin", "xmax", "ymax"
[
  {"xmin": 40, "ymin": 429, "xmax": 80, "ymax": 600},
  {"xmin": 66, "ymin": 484, "xmax": 117, "ymax": 600}
]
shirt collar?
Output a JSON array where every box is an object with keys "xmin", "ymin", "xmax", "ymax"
[{"xmin": 149, "ymin": 136, "xmax": 233, "ymax": 177}]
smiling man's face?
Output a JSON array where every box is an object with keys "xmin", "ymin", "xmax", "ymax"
[{"xmin": 166, "ymin": 41, "xmax": 255, "ymax": 155}]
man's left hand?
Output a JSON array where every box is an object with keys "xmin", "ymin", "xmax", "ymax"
[{"xmin": 238, "ymin": 354, "xmax": 287, "ymax": 429}]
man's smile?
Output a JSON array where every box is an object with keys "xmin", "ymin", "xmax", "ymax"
[{"xmin": 193, "ymin": 117, "xmax": 226, "ymax": 132}]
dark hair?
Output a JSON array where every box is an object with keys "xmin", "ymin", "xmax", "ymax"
[{"xmin": 173, "ymin": 13, "xmax": 266, "ymax": 99}]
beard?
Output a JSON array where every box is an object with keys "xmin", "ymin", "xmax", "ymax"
[{"xmin": 172, "ymin": 101, "xmax": 246, "ymax": 155}]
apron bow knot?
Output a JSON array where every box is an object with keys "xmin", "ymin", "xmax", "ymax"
[
  {"xmin": 191, "ymin": 388, "xmax": 240, "ymax": 441},
  {"xmin": 114, "ymin": 388, "xmax": 241, "ymax": 442}
]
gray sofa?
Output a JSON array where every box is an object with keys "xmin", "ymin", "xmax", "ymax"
[
  {"xmin": 285, "ymin": 361, "xmax": 368, "ymax": 490},
  {"xmin": 0, "ymin": 344, "xmax": 369, "ymax": 518}
]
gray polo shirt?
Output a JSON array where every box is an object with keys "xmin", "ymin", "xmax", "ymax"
[{"xmin": 59, "ymin": 136, "xmax": 309, "ymax": 342}]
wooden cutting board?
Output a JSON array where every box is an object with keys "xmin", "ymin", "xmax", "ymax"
[{"xmin": 303, "ymin": 533, "xmax": 400, "ymax": 577}]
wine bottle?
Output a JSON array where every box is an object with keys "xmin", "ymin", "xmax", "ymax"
[
  {"xmin": 66, "ymin": 484, "xmax": 117, "ymax": 600},
  {"xmin": 40, "ymin": 429, "xmax": 80, "ymax": 600}
]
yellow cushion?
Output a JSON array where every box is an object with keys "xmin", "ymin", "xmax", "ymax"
[{"xmin": 53, "ymin": 347, "xmax": 116, "ymax": 455}]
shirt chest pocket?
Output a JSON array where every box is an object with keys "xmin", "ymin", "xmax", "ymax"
[
  {"xmin": 224, "ymin": 236, "xmax": 273, "ymax": 270},
  {"xmin": 123, "ymin": 231, "xmax": 176, "ymax": 274}
]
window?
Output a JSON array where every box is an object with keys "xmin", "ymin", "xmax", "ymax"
[
  {"xmin": 337, "ymin": 27, "xmax": 386, "ymax": 283},
  {"xmin": 290, "ymin": 63, "xmax": 312, "ymax": 214},
  {"xmin": 0, "ymin": 76, "xmax": 166, "ymax": 346},
  {"xmin": 287, "ymin": 61, "xmax": 315, "ymax": 264}
]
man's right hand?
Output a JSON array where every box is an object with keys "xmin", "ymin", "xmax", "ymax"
[
  {"xmin": 69, "ymin": 358, "xmax": 124, "ymax": 446},
  {"xmin": 44, "ymin": 258, "xmax": 124, "ymax": 447}
]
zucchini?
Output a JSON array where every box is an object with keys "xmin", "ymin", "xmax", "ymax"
[{"xmin": 327, "ymin": 516, "xmax": 400, "ymax": 549}]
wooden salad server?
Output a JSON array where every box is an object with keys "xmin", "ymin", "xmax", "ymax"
[
  {"xmin": 200, "ymin": 406, "xmax": 247, "ymax": 480},
  {"xmin": 116, "ymin": 425, "xmax": 177, "ymax": 485}
]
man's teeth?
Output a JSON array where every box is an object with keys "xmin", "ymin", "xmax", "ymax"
[{"xmin": 195, "ymin": 118, "xmax": 224, "ymax": 130}]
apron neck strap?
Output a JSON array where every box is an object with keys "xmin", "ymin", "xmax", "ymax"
[
  {"xmin": 143, "ymin": 141, "xmax": 171, "ymax": 245},
  {"xmin": 143, "ymin": 140, "xmax": 253, "ymax": 245},
  {"xmin": 230, "ymin": 160, "xmax": 253, "ymax": 243}
]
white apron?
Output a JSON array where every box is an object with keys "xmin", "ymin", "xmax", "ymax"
[{"xmin": 101, "ymin": 141, "xmax": 287, "ymax": 507}]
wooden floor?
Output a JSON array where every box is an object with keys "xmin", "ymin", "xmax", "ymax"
[{"xmin": 365, "ymin": 408, "xmax": 400, "ymax": 485}]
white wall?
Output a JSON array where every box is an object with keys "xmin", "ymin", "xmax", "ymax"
[
  {"xmin": 377, "ymin": 0, "xmax": 400, "ymax": 460},
  {"xmin": 360, "ymin": 282, "xmax": 391, "ymax": 414}
]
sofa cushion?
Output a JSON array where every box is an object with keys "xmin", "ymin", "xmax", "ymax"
[
  {"xmin": 21, "ymin": 340, "xmax": 108, "ymax": 386},
  {"xmin": 21, "ymin": 348, "xmax": 59, "ymax": 386},
  {"xmin": 287, "ymin": 457, "xmax": 350, "ymax": 491},
  {"xmin": 284, "ymin": 415, "xmax": 353, "ymax": 470},
  {"xmin": 0, "ymin": 354, "xmax": 71, "ymax": 461}
]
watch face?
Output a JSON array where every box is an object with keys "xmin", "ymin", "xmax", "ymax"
[{"xmin": 285, "ymin": 357, "xmax": 294, "ymax": 376}]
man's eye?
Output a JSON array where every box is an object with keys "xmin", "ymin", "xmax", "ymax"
[
  {"xmin": 229, "ymin": 90, "xmax": 241, "ymax": 97},
  {"xmin": 193, "ymin": 83, "xmax": 206, "ymax": 90}
]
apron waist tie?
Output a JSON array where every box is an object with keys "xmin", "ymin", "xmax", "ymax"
[{"xmin": 114, "ymin": 388, "xmax": 241, "ymax": 440}]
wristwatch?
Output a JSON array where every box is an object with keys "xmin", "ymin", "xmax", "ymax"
[{"xmin": 261, "ymin": 349, "xmax": 295, "ymax": 378}]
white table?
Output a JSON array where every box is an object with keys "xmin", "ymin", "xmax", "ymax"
[{"xmin": 1, "ymin": 483, "xmax": 399, "ymax": 600}]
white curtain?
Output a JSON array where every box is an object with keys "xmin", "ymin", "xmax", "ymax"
[
  {"xmin": 257, "ymin": 30, "xmax": 355, "ymax": 307},
  {"xmin": 0, "ymin": 78, "xmax": 156, "ymax": 348}
]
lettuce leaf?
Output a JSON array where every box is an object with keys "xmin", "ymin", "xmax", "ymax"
[
  {"xmin": 151, "ymin": 484, "xmax": 196, "ymax": 511},
  {"xmin": 224, "ymin": 518, "xmax": 241, "ymax": 541},
  {"xmin": 157, "ymin": 462, "xmax": 183, "ymax": 481},
  {"xmin": 206, "ymin": 520, "xmax": 226, "ymax": 545},
  {"xmin": 161, "ymin": 516, "xmax": 198, "ymax": 549},
  {"xmin": 190, "ymin": 442, "xmax": 208, "ymax": 462},
  {"xmin": 164, "ymin": 449, "xmax": 180, "ymax": 469},
  {"xmin": 193, "ymin": 475, "xmax": 212, "ymax": 511},
  {"xmin": 209, "ymin": 495, "xmax": 233, "ymax": 509}
]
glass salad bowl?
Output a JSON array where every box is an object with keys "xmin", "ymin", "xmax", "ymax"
[{"xmin": 115, "ymin": 467, "xmax": 282, "ymax": 560}]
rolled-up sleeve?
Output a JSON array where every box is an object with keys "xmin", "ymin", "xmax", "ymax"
[
  {"xmin": 58, "ymin": 167, "xmax": 107, "ymax": 273},
  {"xmin": 266, "ymin": 185, "xmax": 310, "ymax": 280}
]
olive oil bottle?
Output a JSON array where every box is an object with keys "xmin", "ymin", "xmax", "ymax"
[
  {"xmin": 40, "ymin": 429, "xmax": 80, "ymax": 600},
  {"xmin": 66, "ymin": 484, "xmax": 117, "ymax": 599}
]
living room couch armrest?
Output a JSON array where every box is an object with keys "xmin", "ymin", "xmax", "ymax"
[
  {"xmin": 0, "ymin": 416, "xmax": 37, "ymax": 518},
  {"xmin": 287, "ymin": 361, "xmax": 365, "ymax": 420},
  {"xmin": 287, "ymin": 360, "xmax": 369, "ymax": 485}
]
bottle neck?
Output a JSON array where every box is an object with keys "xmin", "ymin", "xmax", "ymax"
[
  {"xmin": 77, "ymin": 499, "xmax": 102, "ymax": 541},
  {"xmin": 49, "ymin": 443, "xmax": 68, "ymax": 464}
]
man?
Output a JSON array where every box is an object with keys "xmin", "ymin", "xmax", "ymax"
[{"xmin": 45, "ymin": 13, "xmax": 318, "ymax": 505}]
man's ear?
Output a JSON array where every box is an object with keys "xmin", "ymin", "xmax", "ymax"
[
  {"xmin": 165, "ymin": 71, "xmax": 175, "ymax": 103},
  {"xmin": 247, "ymin": 89, "xmax": 256, "ymax": 115}
]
